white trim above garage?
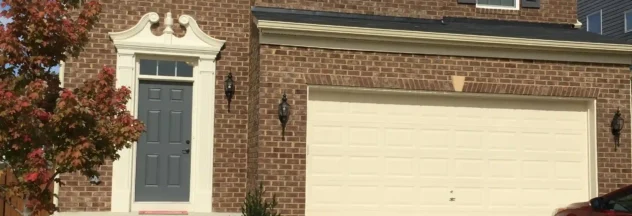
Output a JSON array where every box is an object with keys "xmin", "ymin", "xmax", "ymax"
[
  {"xmin": 256, "ymin": 20, "xmax": 632, "ymax": 64},
  {"xmin": 108, "ymin": 11, "xmax": 225, "ymax": 213}
]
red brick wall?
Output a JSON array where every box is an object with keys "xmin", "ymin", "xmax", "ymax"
[
  {"xmin": 61, "ymin": 0, "xmax": 253, "ymax": 212},
  {"xmin": 247, "ymin": 17, "xmax": 261, "ymax": 189},
  {"xmin": 255, "ymin": 0, "xmax": 577, "ymax": 24},
  {"xmin": 257, "ymin": 45, "xmax": 631, "ymax": 216}
]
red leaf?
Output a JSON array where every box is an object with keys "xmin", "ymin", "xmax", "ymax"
[{"xmin": 24, "ymin": 172, "xmax": 38, "ymax": 182}]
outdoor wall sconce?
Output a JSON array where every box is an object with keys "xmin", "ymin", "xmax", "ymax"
[
  {"xmin": 89, "ymin": 175, "xmax": 101, "ymax": 185},
  {"xmin": 611, "ymin": 108, "xmax": 625, "ymax": 150},
  {"xmin": 224, "ymin": 72, "xmax": 235, "ymax": 112},
  {"xmin": 278, "ymin": 91, "xmax": 290, "ymax": 140}
]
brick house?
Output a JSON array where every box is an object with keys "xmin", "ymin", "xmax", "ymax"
[{"xmin": 56, "ymin": 0, "xmax": 632, "ymax": 216}]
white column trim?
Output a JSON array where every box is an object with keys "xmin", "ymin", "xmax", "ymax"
[
  {"xmin": 108, "ymin": 12, "xmax": 225, "ymax": 213},
  {"xmin": 112, "ymin": 52, "xmax": 136, "ymax": 212},
  {"xmin": 53, "ymin": 60, "xmax": 65, "ymax": 213},
  {"xmin": 58, "ymin": 61, "xmax": 65, "ymax": 87}
]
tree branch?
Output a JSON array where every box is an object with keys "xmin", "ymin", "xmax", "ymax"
[{"xmin": 31, "ymin": 170, "xmax": 61, "ymax": 213}]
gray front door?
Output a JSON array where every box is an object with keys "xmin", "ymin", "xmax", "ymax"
[{"xmin": 135, "ymin": 80, "xmax": 193, "ymax": 202}]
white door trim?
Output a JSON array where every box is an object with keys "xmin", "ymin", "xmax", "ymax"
[{"xmin": 109, "ymin": 12, "xmax": 225, "ymax": 213}]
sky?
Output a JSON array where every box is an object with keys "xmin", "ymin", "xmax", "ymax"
[
  {"xmin": 1, "ymin": 2, "xmax": 60, "ymax": 73},
  {"xmin": 0, "ymin": 3, "xmax": 10, "ymax": 26}
]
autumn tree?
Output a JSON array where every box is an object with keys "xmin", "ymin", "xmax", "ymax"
[{"xmin": 0, "ymin": 0, "xmax": 145, "ymax": 215}]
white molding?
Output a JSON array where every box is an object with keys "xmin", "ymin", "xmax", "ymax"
[
  {"xmin": 54, "ymin": 60, "xmax": 65, "ymax": 213},
  {"xmin": 54, "ymin": 61, "xmax": 64, "ymax": 211},
  {"xmin": 58, "ymin": 61, "xmax": 65, "ymax": 87},
  {"xmin": 109, "ymin": 12, "xmax": 224, "ymax": 213},
  {"xmin": 588, "ymin": 99, "xmax": 598, "ymax": 199},
  {"xmin": 256, "ymin": 20, "xmax": 632, "ymax": 64},
  {"xmin": 574, "ymin": 20, "xmax": 583, "ymax": 29},
  {"xmin": 109, "ymin": 12, "xmax": 225, "ymax": 59}
]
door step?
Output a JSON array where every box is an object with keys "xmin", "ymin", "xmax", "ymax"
[{"xmin": 139, "ymin": 211, "xmax": 188, "ymax": 215}]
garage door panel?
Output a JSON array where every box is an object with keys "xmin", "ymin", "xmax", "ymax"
[
  {"xmin": 382, "ymin": 177, "xmax": 451, "ymax": 187},
  {"xmin": 452, "ymin": 186, "xmax": 487, "ymax": 206},
  {"xmin": 309, "ymin": 124, "xmax": 345, "ymax": 145},
  {"xmin": 384, "ymin": 128, "xmax": 416, "ymax": 147},
  {"xmin": 347, "ymin": 127, "xmax": 379, "ymax": 145},
  {"xmin": 309, "ymin": 155, "xmax": 344, "ymax": 176},
  {"xmin": 311, "ymin": 146, "xmax": 433, "ymax": 158},
  {"xmin": 453, "ymin": 178, "xmax": 521, "ymax": 187},
  {"xmin": 520, "ymin": 151, "xmax": 583, "ymax": 161},
  {"xmin": 348, "ymin": 156, "xmax": 382, "ymax": 176},
  {"xmin": 555, "ymin": 161, "xmax": 586, "ymax": 179},
  {"xmin": 308, "ymin": 177, "xmax": 379, "ymax": 186},
  {"xmin": 454, "ymin": 159, "xmax": 486, "ymax": 178},
  {"xmin": 489, "ymin": 188, "xmax": 521, "ymax": 207},
  {"xmin": 384, "ymin": 157, "xmax": 416, "ymax": 176},
  {"xmin": 308, "ymin": 185, "xmax": 344, "ymax": 204},
  {"xmin": 522, "ymin": 160, "xmax": 550, "ymax": 179},
  {"xmin": 521, "ymin": 188, "xmax": 551, "ymax": 205},
  {"xmin": 549, "ymin": 179, "xmax": 587, "ymax": 190},
  {"xmin": 488, "ymin": 159, "xmax": 520, "ymax": 178},
  {"xmin": 485, "ymin": 131, "xmax": 521, "ymax": 150},
  {"xmin": 454, "ymin": 130, "xmax": 485, "ymax": 149},
  {"xmin": 418, "ymin": 158, "xmax": 451, "ymax": 177},
  {"xmin": 555, "ymin": 133, "xmax": 588, "ymax": 152},
  {"xmin": 520, "ymin": 179, "xmax": 557, "ymax": 188},
  {"xmin": 415, "ymin": 129, "xmax": 453, "ymax": 148},
  {"xmin": 383, "ymin": 186, "xmax": 422, "ymax": 204},
  {"xmin": 311, "ymin": 176, "xmax": 450, "ymax": 187},
  {"xmin": 385, "ymin": 149, "xmax": 451, "ymax": 158},
  {"xmin": 307, "ymin": 90, "xmax": 591, "ymax": 216},
  {"xmin": 554, "ymin": 189, "xmax": 587, "ymax": 204},
  {"xmin": 346, "ymin": 187, "xmax": 381, "ymax": 205},
  {"xmin": 485, "ymin": 152, "xmax": 523, "ymax": 161}
]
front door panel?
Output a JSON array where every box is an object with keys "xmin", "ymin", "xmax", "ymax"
[{"xmin": 134, "ymin": 80, "xmax": 193, "ymax": 202}]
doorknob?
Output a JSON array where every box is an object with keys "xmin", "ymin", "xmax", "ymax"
[
  {"xmin": 186, "ymin": 140, "xmax": 190, "ymax": 145},
  {"xmin": 182, "ymin": 148, "xmax": 190, "ymax": 154}
]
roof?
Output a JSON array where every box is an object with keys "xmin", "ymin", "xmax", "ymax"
[{"xmin": 252, "ymin": 6, "xmax": 631, "ymax": 45}]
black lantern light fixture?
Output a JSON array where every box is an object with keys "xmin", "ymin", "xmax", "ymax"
[
  {"xmin": 610, "ymin": 108, "xmax": 625, "ymax": 150},
  {"xmin": 89, "ymin": 175, "xmax": 101, "ymax": 185},
  {"xmin": 278, "ymin": 91, "xmax": 290, "ymax": 140},
  {"xmin": 224, "ymin": 72, "xmax": 235, "ymax": 112}
]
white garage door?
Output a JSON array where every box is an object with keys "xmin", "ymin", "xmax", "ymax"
[{"xmin": 306, "ymin": 89, "xmax": 592, "ymax": 216}]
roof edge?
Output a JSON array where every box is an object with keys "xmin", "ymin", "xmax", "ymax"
[
  {"xmin": 257, "ymin": 20, "xmax": 632, "ymax": 53},
  {"xmin": 252, "ymin": 6, "xmax": 573, "ymax": 29},
  {"xmin": 256, "ymin": 20, "xmax": 632, "ymax": 64}
]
